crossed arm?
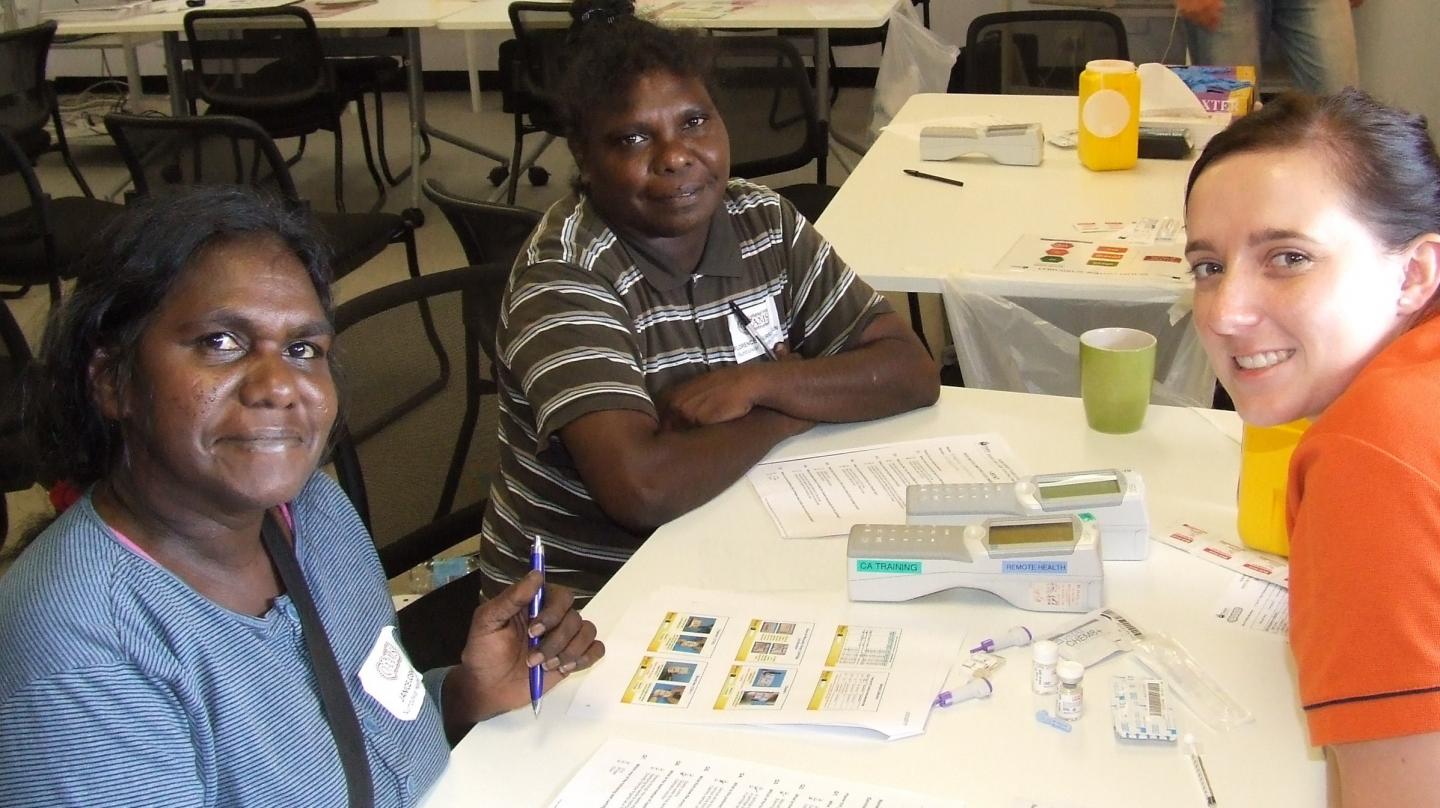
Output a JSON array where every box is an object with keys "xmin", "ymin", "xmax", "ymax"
[{"xmin": 560, "ymin": 310, "xmax": 938, "ymax": 533}]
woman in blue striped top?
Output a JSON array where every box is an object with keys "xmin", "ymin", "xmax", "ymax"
[{"xmin": 0, "ymin": 187, "xmax": 604, "ymax": 807}]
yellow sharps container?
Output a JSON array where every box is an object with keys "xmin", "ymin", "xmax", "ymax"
[
  {"xmin": 1078, "ymin": 59, "xmax": 1140, "ymax": 171},
  {"xmin": 1236, "ymin": 419, "xmax": 1310, "ymax": 557}
]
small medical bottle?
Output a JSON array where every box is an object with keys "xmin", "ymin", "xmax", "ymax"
[
  {"xmin": 1031, "ymin": 640, "xmax": 1060, "ymax": 695},
  {"xmin": 1056, "ymin": 660, "xmax": 1085, "ymax": 720}
]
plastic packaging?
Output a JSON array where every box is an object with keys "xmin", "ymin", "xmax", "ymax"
[
  {"xmin": 1237, "ymin": 420, "xmax": 1309, "ymax": 557},
  {"xmin": 1032, "ymin": 640, "xmax": 1060, "ymax": 694},
  {"xmin": 868, "ymin": 3, "xmax": 959, "ymax": 144},
  {"xmin": 1133, "ymin": 632, "xmax": 1253, "ymax": 732},
  {"xmin": 1078, "ymin": 59, "xmax": 1140, "ymax": 171},
  {"xmin": 1056, "ymin": 660, "xmax": 1085, "ymax": 720},
  {"xmin": 942, "ymin": 280, "xmax": 1215, "ymax": 408}
]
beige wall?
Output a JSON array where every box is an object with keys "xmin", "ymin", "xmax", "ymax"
[{"xmin": 1353, "ymin": 0, "xmax": 1440, "ymax": 125}]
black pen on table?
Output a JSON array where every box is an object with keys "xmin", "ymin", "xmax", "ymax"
[
  {"xmin": 528, "ymin": 535, "xmax": 545, "ymax": 717},
  {"xmin": 728, "ymin": 301, "xmax": 778, "ymax": 361},
  {"xmin": 903, "ymin": 168, "xmax": 965, "ymax": 188}
]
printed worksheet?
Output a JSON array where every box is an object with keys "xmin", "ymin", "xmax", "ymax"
[
  {"xmin": 571, "ymin": 587, "xmax": 963, "ymax": 739},
  {"xmin": 747, "ymin": 434, "xmax": 1025, "ymax": 539},
  {"xmin": 549, "ymin": 739, "xmax": 964, "ymax": 808},
  {"xmin": 1211, "ymin": 574, "xmax": 1289, "ymax": 637},
  {"xmin": 1157, "ymin": 523, "xmax": 1290, "ymax": 588}
]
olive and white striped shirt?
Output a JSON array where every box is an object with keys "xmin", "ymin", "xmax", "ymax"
[{"xmin": 479, "ymin": 180, "xmax": 889, "ymax": 599}]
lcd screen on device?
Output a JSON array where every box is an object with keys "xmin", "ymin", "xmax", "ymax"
[
  {"xmin": 988, "ymin": 521, "xmax": 1075, "ymax": 546},
  {"xmin": 1036, "ymin": 477, "xmax": 1121, "ymax": 501}
]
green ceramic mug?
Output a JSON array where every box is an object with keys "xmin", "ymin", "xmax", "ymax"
[{"xmin": 1079, "ymin": 327, "xmax": 1157, "ymax": 434}]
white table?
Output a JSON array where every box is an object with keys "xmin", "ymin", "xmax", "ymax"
[
  {"xmin": 50, "ymin": 0, "xmax": 474, "ymax": 210},
  {"xmin": 436, "ymin": 0, "xmax": 901, "ymax": 122},
  {"xmin": 816, "ymin": 93, "xmax": 1213, "ymax": 405},
  {"xmin": 419, "ymin": 387, "xmax": 1323, "ymax": 808}
]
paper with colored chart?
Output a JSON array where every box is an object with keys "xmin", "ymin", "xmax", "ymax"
[
  {"xmin": 959, "ymin": 233, "xmax": 1191, "ymax": 302},
  {"xmin": 548, "ymin": 738, "xmax": 964, "ymax": 808},
  {"xmin": 569, "ymin": 587, "xmax": 963, "ymax": 739}
]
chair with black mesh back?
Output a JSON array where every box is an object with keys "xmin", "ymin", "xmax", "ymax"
[
  {"xmin": 960, "ymin": 11, "xmax": 1129, "ymax": 95},
  {"xmin": 709, "ymin": 36, "xmax": 837, "ymax": 223},
  {"xmin": 493, "ymin": 1, "xmax": 574, "ymax": 204},
  {"xmin": 423, "ymin": 179, "xmax": 541, "ymax": 268},
  {"xmin": 183, "ymin": 6, "xmax": 385, "ymax": 212},
  {"xmin": 0, "ymin": 125, "xmax": 123, "ymax": 310},
  {"xmin": 1, "ymin": 299, "xmax": 35, "ymax": 542},
  {"xmin": 0, "ymin": 20, "xmax": 93, "ymax": 197},
  {"xmin": 104, "ymin": 112, "xmax": 441, "ymax": 438},
  {"xmin": 329, "ymin": 263, "xmax": 509, "ymax": 670}
]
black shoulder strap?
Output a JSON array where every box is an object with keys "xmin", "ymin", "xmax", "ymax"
[{"xmin": 260, "ymin": 512, "xmax": 375, "ymax": 808}]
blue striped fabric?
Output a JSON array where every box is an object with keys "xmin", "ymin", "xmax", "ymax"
[{"xmin": 0, "ymin": 472, "xmax": 450, "ymax": 807}]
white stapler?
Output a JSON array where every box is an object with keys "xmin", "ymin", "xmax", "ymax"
[{"xmin": 919, "ymin": 123, "xmax": 1045, "ymax": 166}]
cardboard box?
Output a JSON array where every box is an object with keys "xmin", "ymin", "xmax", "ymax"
[{"xmin": 1165, "ymin": 65, "xmax": 1256, "ymax": 118}]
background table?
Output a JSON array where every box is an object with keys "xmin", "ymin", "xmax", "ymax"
[
  {"xmin": 419, "ymin": 387, "xmax": 1324, "ymax": 808},
  {"xmin": 436, "ymin": 0, "xmax": 901, "ymax": 121},
  {"xmin": 51, "ymin": 0, "xmax": 474, "ymax": 209},
  {"xmin": 815, "ymin": 93, "xmax": 1215, "ymax": 406}
]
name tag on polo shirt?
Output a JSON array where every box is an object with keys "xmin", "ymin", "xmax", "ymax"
[
  {"xmin": 358, "ymin": 625, "xmax": 424, "ymax": 721},
  {"xmin": 728, "ymin": 296, "xmax": 785, "ymax": 364}
]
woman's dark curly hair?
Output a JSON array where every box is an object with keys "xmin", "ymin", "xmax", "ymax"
[
  {"xmin": 556, "ymin": 0, "xmax": 717, "ymax": 144},
  {"xmin": 25, "ymin": 186, "xmax": 334, "ymax": 490}
]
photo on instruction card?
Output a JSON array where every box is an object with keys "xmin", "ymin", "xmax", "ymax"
[
  {"xmin": 737, "ymin": 690, "xmax": 780, "ymax": 707},
  {"xmin": 648, "ymin": 683, "xmax": 687, "ymax": 705},
  {"xmin": 659, "ymin": 661, "xmax": 698, "ymax": 683},
  {"xmin": 683, "ymin": 616, "xmax": 717, "ymax": 634},
  {"xmin": 671, "ymin": 634, "xmax": 710, "ymax": 655},
  {"xmin": 751, "ymin": 668, "xmax": 787, "ymax": 688}
]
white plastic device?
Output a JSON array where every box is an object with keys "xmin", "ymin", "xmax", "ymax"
[
  {"xmin": 906, "ymin": 469, "xmax": 1151, "ymax": 561},
  {"xmin": 847, "ymin": 516, "xmax": 1103, "ymax": 612},
  {"xmin": 918, "ymin": 123, "xmax": 1045, "ymax": 166}
]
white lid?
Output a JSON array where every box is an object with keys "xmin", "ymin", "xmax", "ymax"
[
  {"xmin": 1057, "ymin": 660, "xmax": 1085, "ymax": 682},
  {"xmin": 1085, "ymin": 59, "xmax": 1137, "ymax": 75},
  {"xmin": 1033, "ymin": 640, "xmax": 1059, "ymax": 663}
]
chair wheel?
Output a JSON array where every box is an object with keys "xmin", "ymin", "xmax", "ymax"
[
  {"xmin": 488, "ymin": 165, "xmax": 510, "ymax": 186},
  {"xmin": 527, "ymin": 166, "xmax": 549, "ymax": 186},
  {"xmin": 401, "ymin": 207, "xmax": 425, "ymax": 228}
]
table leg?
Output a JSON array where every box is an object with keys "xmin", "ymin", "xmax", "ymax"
[
  {"xmin": 405, "ymin": 27, "xmax": 425, "ymax": 211},
  {"xmin": 122, "ymin": 34, "xmax": 143, "ymax": 110},
  {"xmin": 163, "ymin": 31, "xmax": 185, "ymax": 117},
  {"xmin": 813, "ymin": 28, "xmax": 830, "ymax": 124},
  {"xmin": 465, "ymin": 32, "xmax": 483, "ymax": 114},
  {"xmin": 907, "ymin": 292, "xmax": 931, "ymax": 354}
]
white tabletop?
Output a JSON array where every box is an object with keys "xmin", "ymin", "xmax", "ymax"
[
  {"xmin": 420, "ymin": 387, "xmax": 1323, "ymax": 808},
  {"xmin": 816, "ymin": 94, "xmax": 1198, "ymax": 295},
  {"xmin": 436, "ymin": 0, "xmax": 898, "ymax": 31},
  {"xmin": 51, "ymin": 0, "xmax": 474, "ymax": 36}
]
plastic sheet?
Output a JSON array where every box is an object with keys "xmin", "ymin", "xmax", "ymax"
[
  {"xmin": 943, "ymin": 278, "xmax": 1216, "ymax": 408},
  {"xmin": 868, "ymin": 3, "xmax": 958, "ymax": 145}
]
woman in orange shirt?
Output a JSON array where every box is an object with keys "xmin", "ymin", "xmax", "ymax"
[{"xmin": 1186, "ymin": 89, "xmax": 1440, "ymax": 807}]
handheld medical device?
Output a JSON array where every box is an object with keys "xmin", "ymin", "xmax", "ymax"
[
  {"xmin": 919, "ymin": 123, "xmax": 1045, "ymax": 166},
  {"xmin": 906, "ymin": 469, "xmax": 1151, "ymax": 561},
  {"xmin": 847, "ymin": 516, "xmax": 1103, "ymax": 613}
]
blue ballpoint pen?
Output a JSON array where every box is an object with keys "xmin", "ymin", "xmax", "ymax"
[{"xmin": 529, "ymin": 535, "xmax": 546, "ymax": 717}]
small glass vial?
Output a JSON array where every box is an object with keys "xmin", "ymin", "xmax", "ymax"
[
  {"xmin": 1056, "ymin": 660, "xmax": 1085, "ymax": 720},
  {"xmin": 1031, "ymin": 640, "xmax": 1059, "ymax": 695}
]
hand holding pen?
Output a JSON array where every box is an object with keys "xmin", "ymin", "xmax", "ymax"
[{"xmin": 529, "ymin": 535, "xmax": 546, "ymax": 716}]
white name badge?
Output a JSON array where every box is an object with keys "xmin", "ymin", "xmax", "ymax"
[
  {"xmin": 358, "ymin": 625, "xmax": 425, "ymax": 721},
  {"xmin": 728, "ymin": 296, "xmax": 785, "ymax": 364}
]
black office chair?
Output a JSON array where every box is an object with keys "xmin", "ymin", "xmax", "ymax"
[
  {"xmin": 0, "ymin": 125, "xmax": 123, "ymax": 309},
  {"xmin": 329, "ymin": 263, "xmax": 509, "ymax": 670},
  {"xmin": 183, "ymin": 6, "xmax": 385, "ymax": 212},
  {"xmin": 0, "ymin": 20, "xmax": 93, "ymax": 198},
  {"xmin": 959, "ymin": 11, "xmax": 1129, "ymax": 95},
  {"xmin": 105, "ymin": 112, "xmax": 440, "ymax": 438},
  {"xmin": 0, "ymin": 299, "xmax": 35, "ymax": 542},
  {"xmin": 710, "ymin": 36, "xmax": 837, "ymax": 223},
  {"xmin": 493, "ymin": 1, "xmax": 574, "ymax": 204},
  {"xmin": 423, "ymin": 179, "xmax": 541, "ymax": 268}
]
